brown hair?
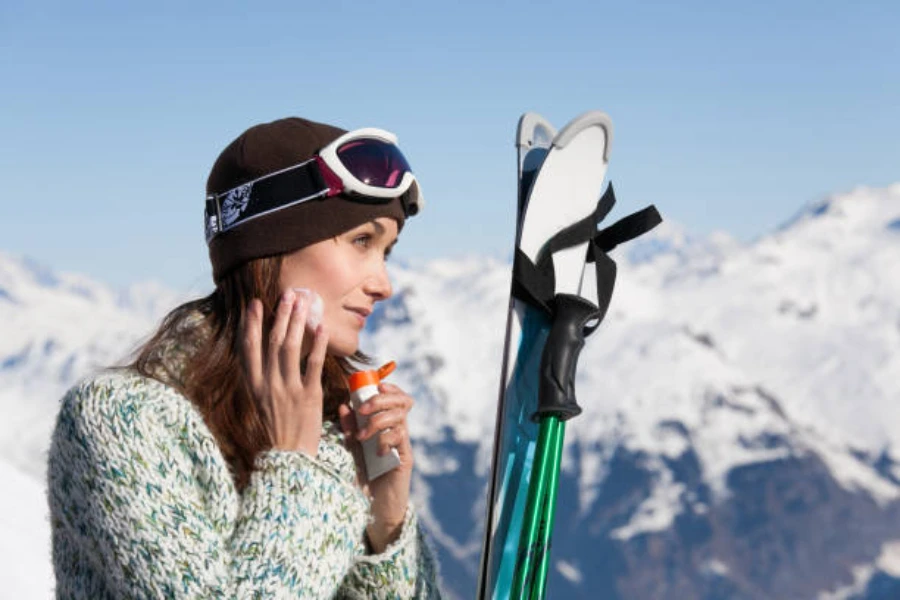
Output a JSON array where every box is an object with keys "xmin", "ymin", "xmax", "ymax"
[{"xmin": 129, "ymin": 255, "xmax": 360, "ymax": 491}]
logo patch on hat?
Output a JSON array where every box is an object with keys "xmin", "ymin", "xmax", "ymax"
[{"xmin": 221, "ymin": 183, "xmax": 253, "ymax": 228}]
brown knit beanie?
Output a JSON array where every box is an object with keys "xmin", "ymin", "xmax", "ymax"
[{"xmin": 205, "ymin": 117, "xmax": 408, "ymax": 282}]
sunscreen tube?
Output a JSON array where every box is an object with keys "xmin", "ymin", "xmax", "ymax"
[{"xmin": 348, "ymin": 362, "xmax": 401, "ymax": 480}]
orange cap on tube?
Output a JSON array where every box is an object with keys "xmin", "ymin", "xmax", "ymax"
[{"xmin": 348, "ymin": 361, "xmax": 396, "ymax": 391}]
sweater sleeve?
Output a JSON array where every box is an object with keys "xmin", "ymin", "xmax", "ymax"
[
  {"xmin": 336, "ymin": 506, "xmax": 443, "ymax": 599},
  {"xmin": 48, "ymin": 376, "xmax": 370, "ymax": 599}
]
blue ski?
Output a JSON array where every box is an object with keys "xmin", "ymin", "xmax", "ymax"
[{"xmin": 478, "ymin": 112, "xmax": 614, "ymax": 599}]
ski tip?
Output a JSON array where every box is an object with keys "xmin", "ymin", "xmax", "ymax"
[
  {"xmin": 552, "ymin": 110, "xmax": 614, "ymax": 161},
  {"xmin": 516, "ymin": 113, "xmax": 556, "ymax": 149}
]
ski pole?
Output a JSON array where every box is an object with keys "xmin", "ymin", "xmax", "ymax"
[
  {"xmin": 511, "ymin": 415, "xmax": 562, "ymax": 597},
  {"xmin": 515, "ymin": 293, "xmax": 599, "ymax": 597},
  {"xmin": 531, "ymin": 418, "xmax": 565, "ymax": 598}
]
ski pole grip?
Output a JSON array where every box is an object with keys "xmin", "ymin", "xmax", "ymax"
[{"xmin": 535, "ymin": 293, "xmax": 600, "ymax": 422}]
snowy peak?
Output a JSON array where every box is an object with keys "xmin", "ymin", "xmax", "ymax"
[
  {"xmin": 1, "ymin": 252, "xmax": 186, "ymax": 476},
  {"xmin": 621, "ymin": 217, "xmax": 741, "ymax": 267},
  {"xmin": 777, "ymin": 183, "xmax": 900, "ymax": 238},
  {"xmin": 0, "ymin": 252, "xmax": 186, "ymax": 322}
]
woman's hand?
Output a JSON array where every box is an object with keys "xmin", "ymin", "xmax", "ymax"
[
  {"xmin": 242, "ymin": 290, "xmax": 330, "ymax": 456},
  {"xmin": 338, "ymin": 383, "xmax": 415, "ymax": 554}
]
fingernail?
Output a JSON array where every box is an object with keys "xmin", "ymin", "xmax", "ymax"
[{"xmin": 282, "ymin": 290, "xmax": 295, "ymax": 304}]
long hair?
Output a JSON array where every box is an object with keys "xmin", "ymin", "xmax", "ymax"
[{"xmin": 129, "ymin": 255, "xmax": 359, "ymax": 491}]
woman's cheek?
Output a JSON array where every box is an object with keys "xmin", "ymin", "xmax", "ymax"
[{"xmin": 290, "ymin": 288, "xmax": 324, "ymax": 330}]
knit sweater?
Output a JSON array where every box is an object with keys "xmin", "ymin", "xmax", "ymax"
[{"xmin": 47, "ymin": 369, "xmax": 442, "ymax": 599}]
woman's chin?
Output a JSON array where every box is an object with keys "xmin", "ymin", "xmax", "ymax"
[{"xmin": 326, "ymin": 337, "xmax": 359, "ymax": 358}]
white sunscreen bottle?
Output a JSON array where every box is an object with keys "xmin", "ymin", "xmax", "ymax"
[{"xmin": 348, "ymin": 362, "xmax": 402, "ymax": 481}]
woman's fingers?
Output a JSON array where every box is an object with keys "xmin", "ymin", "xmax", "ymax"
[
  {"xmin": 241, "ymin": 299, "xmax": 265, "ymax": 395},
  {"xmin": 240, "ymin": 290, "xmax": 327, "ymax": 455},
  {"xmin": 303, "ymin": 324, "xmax": 329, "ymax": 390},
  {"xmin": 280, "ymin": 295, "xmax": 308, "ymax": 384},
  {"xmin": 357, "ymin": 407, "xmax": 408, "ymax": 441},
  {"xmin": 356, "ymin": 386, "xmax": 414, "ymax": 442},
  {"xmin": 357, "ymin": 387, "xmax": 413, "ymax": 416},
  {"xmin": 267, "ymin": 290, "xmax": 296, "ymax": 382},
  {"xmin": 377, "ymin": 425, "xmax": 410, "ymax": 457},
  {"xmin": 338, "ymin": 403, "xmax": 358, "ymax": 436}
]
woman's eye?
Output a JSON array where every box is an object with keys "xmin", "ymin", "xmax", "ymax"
[{"xmin": 353, "ymin": 234, "xmax": 372, "ymax": 247}]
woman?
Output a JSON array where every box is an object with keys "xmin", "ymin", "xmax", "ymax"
[{"xmin": 47, "ymin": 117, "xmax": 442, "ymax": 598}]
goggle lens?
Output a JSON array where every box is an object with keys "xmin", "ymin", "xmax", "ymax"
[{"xmin": 337, "ymin": 139, "xmax": 412, "ymax": 189}]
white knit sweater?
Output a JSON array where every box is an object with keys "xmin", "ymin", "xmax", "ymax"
[{"xmin": 47, "ymin": 369, "xmax": 442, "ymax": 598}]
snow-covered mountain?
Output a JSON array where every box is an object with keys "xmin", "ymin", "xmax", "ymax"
[
  {"xmin": 0, "ymin": 254, "xmax": 188, "ymax": 478},
  {"xmin": 3, "ymin": 183, "xmax": 900, "ymax": 599}
]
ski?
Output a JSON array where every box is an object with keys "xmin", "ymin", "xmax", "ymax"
[
  {"xmin": 478, "ymin": 111, "xmax": 613, "ymax": 599},
  {"xmin": 477, "ymin": 111, "xmax": 662, "ymax": 599},
  {"xmin": 477, "ymin": 112, "xmax": 556, "ymax": 600}
]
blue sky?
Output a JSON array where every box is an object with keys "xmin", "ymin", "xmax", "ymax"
[{"xmin": 1, "ymin": 1, "xmax": 897, "ymax": 291}]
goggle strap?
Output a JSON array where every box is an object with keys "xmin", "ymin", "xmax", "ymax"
[
  {"xmin": 205, "ymin": 159, "xmax": 328, "ymax": 242},
  {"xmin": 315, "ymin": 156, "xmax": 345, "ymax": 198}
]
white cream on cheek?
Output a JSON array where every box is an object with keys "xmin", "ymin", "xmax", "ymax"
[{"xmin": 291, "ymin": 288, "xmax": 324, "ymax": 330}]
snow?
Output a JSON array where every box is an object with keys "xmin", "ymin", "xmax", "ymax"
[
  {"xmin": 703, "ymin": 559, "xmax": 730, "ymax": 577},
  {"xmin": 816, "ymin": 540, "xmax": 900, "ymax": 600},
  {"xmin": 555, "ymin": 559, "xmax": 583, "ymax": 583},
  {"xmin": 0, "ymin": 252, "xmax": 185, "ymax": 478},
  {"xmin": 817, "ymin": 564, "xmax": 876, "ymax": 600},
  {"xmin": 575, "ymin": 184, "xmax": 900, "ymax": 524},
  {"xmin": 878, "ymin": 540, "xmax": 900, "ymax": 578},
  {"xmin": 610, "ymin": 461, "xmax": 685, "ymax": 539},
  {"xmin": 803, "ymin": 434, "xmax": 900, "ymax": 506},
  {"xmin": 0, "ymin": 461, "xmax": 52, "ymax": 599}
]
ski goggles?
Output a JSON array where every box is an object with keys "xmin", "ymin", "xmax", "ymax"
[{"xmin": 205, "ymin": 128, "xmax": 423, "ymax": 243}]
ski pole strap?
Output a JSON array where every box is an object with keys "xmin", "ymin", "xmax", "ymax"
[
  {"xmin": 532, "ymin": 183, "xmax": 617, "ymax": 271},
  {"xmin": 580, "ymin": 251, "xmax": 617, "ymax": 337},
  {"xmin": 590, "ymin": 204, "xmax": 663, "ymax": 256},
  {"xmin": 512, "ymin": 181, "xmax": 661, "ymax": 323},
  {"xmin": 579, "ymin": 203, "xmax": 662, "ymax": 337},
  {"xmin": 511, "ymin": 182, "xmax": 663, "ymax": 421}
]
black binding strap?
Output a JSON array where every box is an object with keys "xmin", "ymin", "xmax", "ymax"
[
  {"xmin": 533, "ymin": 183, "xmax": 617, "ymax": 275},
  {"xmin": 512, "ymin": 247, "xmax": 555, "ymax": 314},
  {"xmin": 591, "ymin": 205, "xmax": 663, "ymax": 257},
  {"xmin": 512, "ymin": 184, "xmax": 619, "ymax": 316}
]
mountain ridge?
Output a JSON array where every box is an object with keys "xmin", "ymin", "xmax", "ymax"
[{"xmin": 2, "ymin": 183, "xmax": 899, "ymax": 598}]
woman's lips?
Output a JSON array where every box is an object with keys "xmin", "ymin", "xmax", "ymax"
[{"xmin": 346, "ymin": 307, "xmax": 371, "ymax": 326}]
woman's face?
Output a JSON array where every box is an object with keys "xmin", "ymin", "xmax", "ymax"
[{"xmin": 279, "ymin": 217, "xmax": 398, "ymax": 357}]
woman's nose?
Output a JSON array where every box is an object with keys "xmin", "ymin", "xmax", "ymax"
[{"xmin": 364, "ymin": 262, "xmax": 393, "ymax": 301}]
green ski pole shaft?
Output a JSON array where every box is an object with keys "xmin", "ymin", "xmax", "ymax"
[
  {"xmin": 530, "ymin": 419, "xmax": 565, "ymax": 600},
  {"xmin": 511, "ymin": 416, "xmax": 561, "ymax": 597}
]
